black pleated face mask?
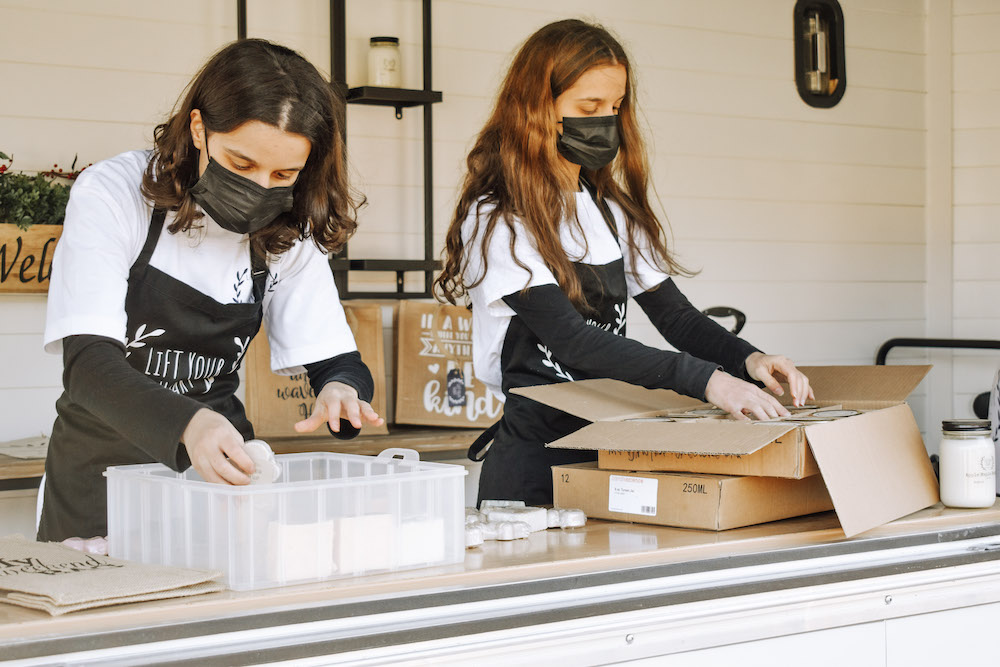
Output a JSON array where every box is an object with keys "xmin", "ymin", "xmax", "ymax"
[
  {"xmin": 556, "ymin": 115, "xmax": 621, "ymax": 171},
  {"xmin": 190, "ymin": 157, "xmax": 295, "ymax": 235}
]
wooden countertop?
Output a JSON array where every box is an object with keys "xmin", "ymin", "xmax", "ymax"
[
  {"xmin": 4, "ymin": 501, "xmax": 1000, "ymax": 645},
  {"xmin": 267, "ymin": 425, "xmax": 483, "ymax": 458},
  {"xmin": 0, "ymin": 426, "xmax": 483, "ymax": 483}
]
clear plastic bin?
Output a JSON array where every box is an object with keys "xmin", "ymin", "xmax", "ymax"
[{"xmin": 105, "ymin": 448, "xmax": 467, "ymax": 591}]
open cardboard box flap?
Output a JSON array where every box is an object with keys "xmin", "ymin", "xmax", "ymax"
[
  {"xmin": 512, "ymin": 378, "xmax": 704, "ymax": 422},
  {"xmin": 803, "ymin": 403, "xmax": 939, "ymax": 537},
  {"xmin": 513, "ymin": 365, "xmax": 931, "ymax": 458},
  {"xmin": 512, "ymin": 378, "xmax": 794, "ymax": 456},
  {"xmin": 514, "ymin": 365, "xmax": 938, "ymax": 537},
  {"xmin": 793, "ymin": 365, "xmax": 930, "ymax": 404},
  {"xmin": 537, "ymin": 420, "xmax": 798, "ymax": 456}
]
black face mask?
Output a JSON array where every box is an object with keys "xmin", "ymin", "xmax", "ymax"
[
  {"xmin": 556, "ymin": 115, "xmax": 620, "ymax": 171},
  {"xmin": 190, "ymin": 157, "xmax": 295, "ymax": 235}
]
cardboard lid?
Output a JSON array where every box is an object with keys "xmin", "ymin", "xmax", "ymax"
[
  {"xmin": 794, "ymin": 365, "xmax": 930, "ymax": 403},
  {"xmin": 546, "ymin": 420, "xmax": 798, "ymax": 456},
  {"xmin": 803, "ymin": 403, "xmax": 939, "ymax": 538},
  {"xmin": 515, "ymin": 366, "xmax": 930, "ymax": 421},
  {"xmin": 512, "ymin": 379, "xmax": 704, "ymax": 422}
]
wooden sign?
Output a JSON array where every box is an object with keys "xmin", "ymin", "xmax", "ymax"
[
  {"xmin": 394, "ymin": 300, "xmax": 502, "ymax": 428},
  {"xmin": 244, "ymin": 303, "xmax": 388, "ymax": 437},
  {"xmin": 0, "ymin": 223, "xmax": 62, "ymax": 293}
]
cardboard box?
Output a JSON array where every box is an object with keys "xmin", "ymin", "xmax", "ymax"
[
  {"xmin": 598, "ymin": 429, "xmax": 818, "ymax": 479},
  {"xmin": 515, "ymin": 366, "xmax": 941, "ymax": 537},
  {"xmin": 552, "ymin": 461, "xmax": 834, "ymax": 531}
]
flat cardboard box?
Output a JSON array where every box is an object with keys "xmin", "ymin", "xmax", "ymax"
[
  {"xmin": 598, "ymin": 428, "xmax": 818, "ymax": 479},
  {"xmin": 552, "ymin": 461, "xmax": 834, "ymax": 531},
  {"xmin": 515, "ymin": 366, "xmax": 941, "ymax": 538}
]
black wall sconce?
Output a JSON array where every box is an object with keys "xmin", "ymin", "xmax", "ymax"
[{"xmin": 794, "ymin": 0, "xmax": 846, "ymax": 108}]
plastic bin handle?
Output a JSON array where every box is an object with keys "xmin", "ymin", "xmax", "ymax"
[{"xmin": 376, "ymin": 448, "xmax": 420, "ymax": 462}]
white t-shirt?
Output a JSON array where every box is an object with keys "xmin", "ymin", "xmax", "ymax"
[
  {"xmin": 44, "ymin": 150, "xmax": 357, "ymax": 375},
  {"xmin": 462, "ymin": 190, "xmax": 669, "ymax": 399}
]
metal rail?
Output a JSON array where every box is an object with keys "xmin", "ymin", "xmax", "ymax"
[{"xmin": 875, "ymin": 337, "xmax": 1000, "ymax": 366}]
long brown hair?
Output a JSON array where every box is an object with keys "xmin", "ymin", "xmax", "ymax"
[
  {"xmin": 141, "ymin": 38, "xmax": 362, "ymax": 257},
  {"xmin": 435, "ymin": 19, "xmax": 690, "ymax": 310}
]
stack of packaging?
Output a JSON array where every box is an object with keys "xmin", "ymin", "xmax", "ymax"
[{"xmin": 518, "ymin": 366, "xmax": 941, "ymax": 537}]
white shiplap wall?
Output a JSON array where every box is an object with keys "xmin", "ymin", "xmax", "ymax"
[
  {"xmin": 0, "ymin": 0, "xmax": 945, "ymax": 442},
  {"xmin": 952, "ymin": 0, "xmax": 1000, "ymax": 423}
]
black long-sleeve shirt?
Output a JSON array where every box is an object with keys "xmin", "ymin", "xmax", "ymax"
[
  {"xmin": 61, "ymin": 334, "xmax": 373, "ymax": 465},
  {"xmin": 502, "ymin": 278, "xmax": 759, "ymax": 400}
]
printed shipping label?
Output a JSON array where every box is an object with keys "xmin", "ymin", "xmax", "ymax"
[{"xmin": 608, "ymin": 475, "xmax": 658, "ymax": 516}]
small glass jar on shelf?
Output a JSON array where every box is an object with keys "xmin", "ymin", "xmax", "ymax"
[{"xmin": 368, "ymin": 36, "xmax": 401, "ymax": 87}]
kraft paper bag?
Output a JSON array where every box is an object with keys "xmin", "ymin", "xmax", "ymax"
[
  {"xmin": 394, "ymin": 301, "xmax": 502, "ymax": 428},
  {"xmin": 245, "ymin": 302, "xmax": 389, "ymax": 437},
  {"xmin": 0, "ymin": 536, "xmax": 223, "ymax": 615}
]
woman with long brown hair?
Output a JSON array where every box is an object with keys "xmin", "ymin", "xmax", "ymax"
[
  {"xmin": 437, "ymin": 19, "xmax": 813, "ymax": 505},
  {"xmin": 39, "ymin": 39, "xmax": 382, "ymax": 543}
]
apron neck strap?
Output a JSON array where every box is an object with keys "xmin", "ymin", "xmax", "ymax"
[
  {"xmin": 578, "ymin": 177, "xmax": 619, "ymax": 242},
  {"xmin": 250, "ymin": 248, "xmax": 268, "ymax": 303},
  {"xmin": 133, "ymin": 209, "xmax": 168, "ymax": 272}
]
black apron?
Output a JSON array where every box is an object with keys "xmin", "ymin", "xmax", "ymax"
[
  {"xmin": 38, "ymin": 209, "xmax": 266, "ymax": 542},
  {"xmin": 475, "ymin": 186, "xmax": 628, "ymax": 506}
]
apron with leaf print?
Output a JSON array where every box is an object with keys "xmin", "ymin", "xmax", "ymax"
[
  {"xmin": 476, "ymin": 186, "xmax": 629, "ymax": 507},
  {"xmin": 39, "ymin": 209, "xmax": 266, "ymax": 541}
]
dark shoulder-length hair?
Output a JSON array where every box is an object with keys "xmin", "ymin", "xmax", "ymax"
[
  {"xmin": 141, "ymin": 38, "xmax": 361, "ymax": 257},
  {"xmin": 435, "ymin": 19, "xmax": 691, "ymax": 310}
]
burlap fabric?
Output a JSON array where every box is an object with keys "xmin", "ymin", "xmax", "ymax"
[{"xmin": 0, "ymin": 536, "xmax": 223, "ymax": 615}]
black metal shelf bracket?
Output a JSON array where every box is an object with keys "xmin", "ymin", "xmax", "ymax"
[
  {"xmin": 346, "ymin": 86, "xmax": 443, "ymax": 119},
  {"xmin": 329, "ymin": 0, "xmax": 443, "ymax": 299}
]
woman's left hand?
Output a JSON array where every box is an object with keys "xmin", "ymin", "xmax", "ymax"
[
  {"xmin": 294, "ymin": 381, "xmax": 384, "ymax": 433},
  {"xmin": 744, "ymin": 352, "xmax": 815, "ymax": 407}
]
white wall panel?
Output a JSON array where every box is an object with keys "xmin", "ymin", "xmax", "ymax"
[
  {"xmin": 0, "ymin": 0, "xmax": 942, "ymax": 441},
  {"xmin": 955, "ymin": 205, "xmax": 1000, "ymax": 242},
  {"xmin": 951, "ymin": 0, "xmax": 1000, "ymax": 407}
]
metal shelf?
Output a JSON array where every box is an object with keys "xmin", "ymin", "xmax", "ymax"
[
  {"xmin": 330, "ymin": 0, "xmax": 442, "ymax": 300},
  {"xmin": 347, "ymin": 86, "xmax": 443, "ymax": 119},
  {"xmin": 237, "ymin": 2, "xmax": 442, "ymax": 300}
]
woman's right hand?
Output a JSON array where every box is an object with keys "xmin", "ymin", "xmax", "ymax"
[
  {"xmin": 181, "ymin": 408, "xmax": 254, "ymax": 485},
  {"xmin": 704, "ymin": 370, "xmax": 790, "ymax": 421}
]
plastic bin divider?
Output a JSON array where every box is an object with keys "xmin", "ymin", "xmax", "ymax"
[
  {"xmin": 161, "ymin": 479, "xmax": 171, "ymax": 565},
  {"xmin": 209, "ymin": 490, "xmax": 217, "ymax": 577},
  {"xmin": 391, "ymin": 464, "xmax": 401, "ymax": 568},
  {"xmin": 279, "ymin": 482, "xmax": 288, "ymax": 573},
  {"xmin": 140, "ymin": 478, "xmax": 151, "ymax": 563},
  {"xmin": 183, "ymin": 485, "xmax": 193, "ymax": 568}
]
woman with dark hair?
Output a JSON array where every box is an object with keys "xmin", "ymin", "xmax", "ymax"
[
  {"xmin": 436, "ymin": 20, "xmax": 814, "ymax": 506},
  {"xmin": 39, "ymin": 39, "xmax": 382, "ymax": 543}
]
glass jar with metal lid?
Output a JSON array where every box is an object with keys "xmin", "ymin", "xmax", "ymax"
[
  {"xmin": 938, "ymin": 419, "xmax": 995, "ymax": 509},
  {"xmin": 368, "ymin": 36, "xmax": 401, "ymax": 87}
]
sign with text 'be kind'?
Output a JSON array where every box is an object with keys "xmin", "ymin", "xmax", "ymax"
[{"xmin": 395, "ymin": 301, "xmax": 502, "ymax": 428}]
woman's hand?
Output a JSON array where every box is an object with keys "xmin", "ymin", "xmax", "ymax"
[
  {"xmin": 62, "ymin": 536, "xmax": 108, "ymax": 555},
  {"xmin": 705, "ymin": 370, "xmax": 789, "ymax": 421},
  {"xmin": 181, "ymin": 408, "xmax": 253, "ymax": 485},
  {"xmin": 294, "ymin": 381, "xmax": 384, "ymax": 434},
  {"xmin": 744, "ymin": 352, "xmax": 814, "ymax": 407}
]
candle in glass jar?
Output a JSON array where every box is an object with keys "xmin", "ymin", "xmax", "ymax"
[
  {"xmin": 368, "ymin": 36, "xmax": 401, "ymax": 87},
  {"xmin": 939, "ymin": 419, "xmax": 995, "ymax": 508}
]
